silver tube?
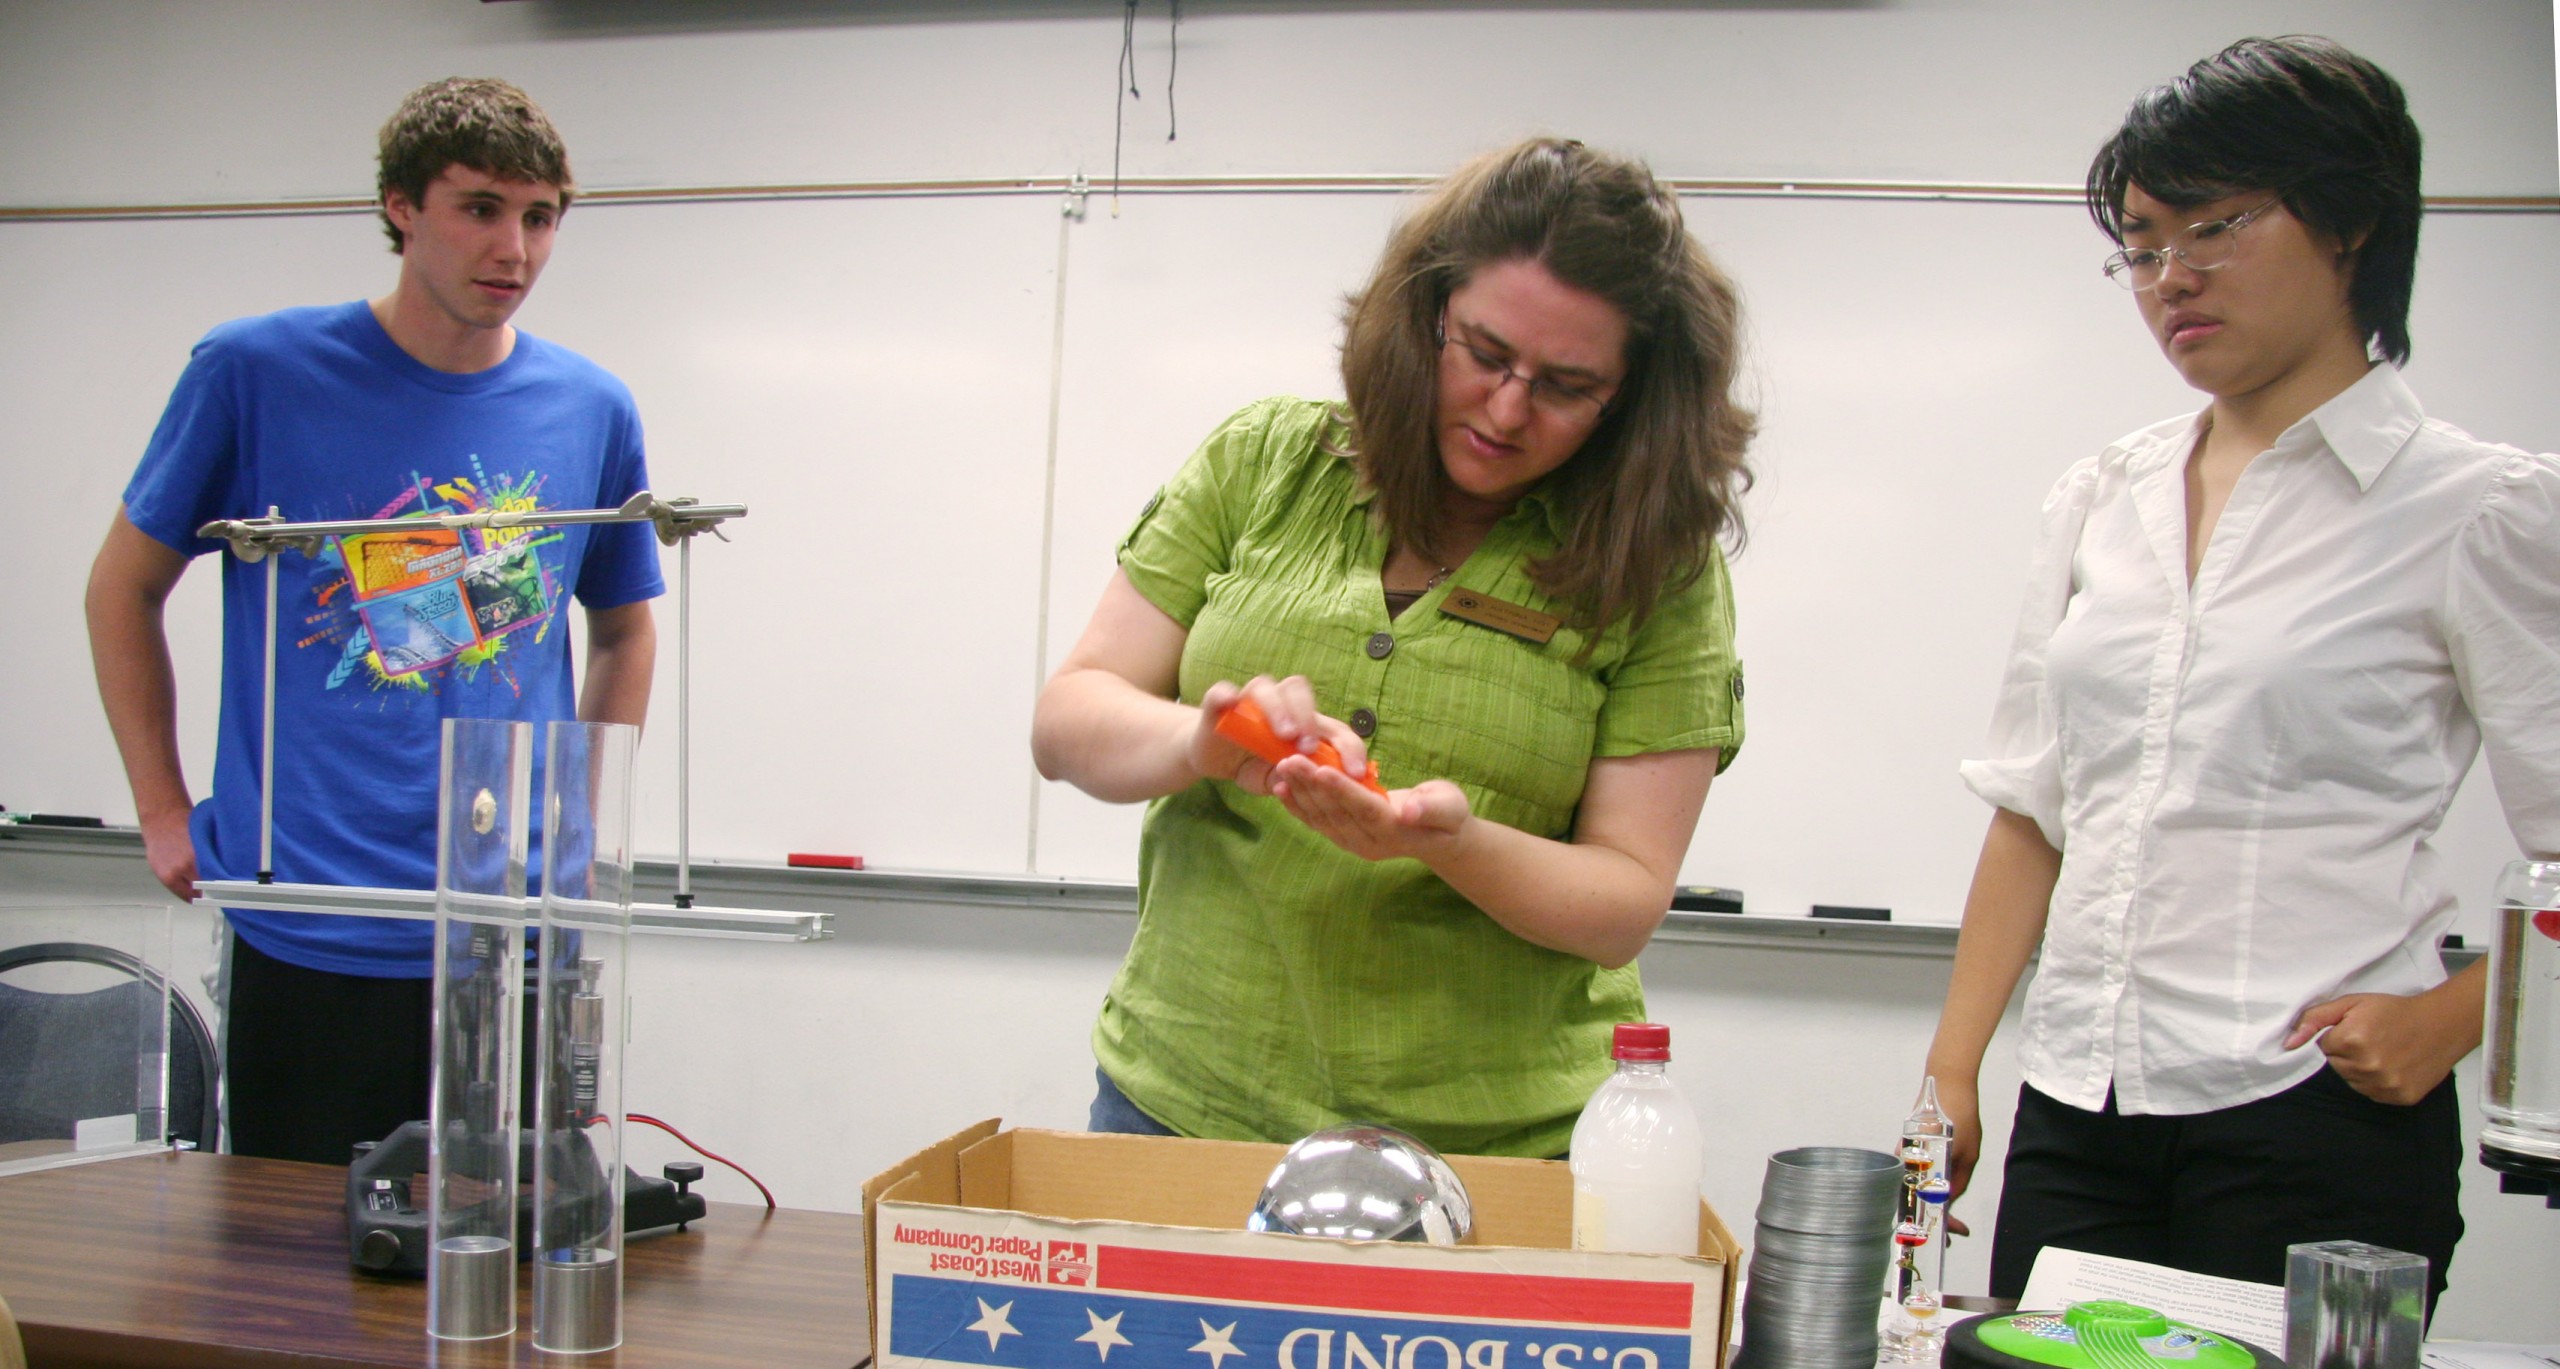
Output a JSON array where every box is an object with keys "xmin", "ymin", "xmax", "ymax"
[
  {"xmin": 198, "ymin": 500, "xmax": 747, "ymax": 550},
  {"xmin": 675, "ymin": 533, "xmax": 692, "ymax": 909},
  {"xmin": 259, "ymin": 506, "xmax": 279, "ymax": 882}
]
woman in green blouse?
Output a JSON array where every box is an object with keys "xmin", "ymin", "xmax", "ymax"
[{"xmin": 1031, "ymin": 138, "xmax": 1756, "ymax": 1157}]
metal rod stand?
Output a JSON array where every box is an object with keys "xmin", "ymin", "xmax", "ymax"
[
  {"xmin": 674, "ymin": 534, "xmax": 693, "ymax": 910},
  {"xmin": 197, "ymin": 492, "xmax": 744, "ymax": 906},
  {"xmin": 258, "ymin": 505, "xmax": 279, "ymax": 884}
]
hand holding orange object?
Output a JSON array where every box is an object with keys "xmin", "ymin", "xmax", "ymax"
[{"xmin": 1215, "ymin": 696, "xmax": 1387, "ymax": 796}]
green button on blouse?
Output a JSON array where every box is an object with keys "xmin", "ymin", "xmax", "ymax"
[{"xmin": 1092, "ymin": 397, "xmax": 1744, "ymax": 1158}]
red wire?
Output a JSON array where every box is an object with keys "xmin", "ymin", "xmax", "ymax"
[{"xmin": 628, "ymin": 1112, "xmax": 776, "ymax": 1210}]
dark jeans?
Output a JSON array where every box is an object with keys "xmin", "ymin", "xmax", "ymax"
[
  {"xmin": 224, "ymin": 935, "xmax": 434, "ymax": 1164},
  {"xmin": 1087, "ymin": 1067, "xmax": 1180, "ymax": 1137},
  {"xmin": 1990, "ymin": 1068, "xmax": 2463, "ymax": 1319}
]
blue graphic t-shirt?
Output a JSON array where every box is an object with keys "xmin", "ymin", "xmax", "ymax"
[{"xmin": 122, "ymin": 301, "xmax": 665, "ymax": 977}]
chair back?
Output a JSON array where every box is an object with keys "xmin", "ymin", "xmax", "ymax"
[{"xmin": 0, "ymin": 942, "xmax": 220, "ymax": 1151}]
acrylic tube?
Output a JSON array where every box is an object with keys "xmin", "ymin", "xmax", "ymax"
[
  {"xmin": 532, "ymin": 720, "xmax": 638, "ymax": 1353},
  {"xmin": 428, "ymin": 718, "xmax": 532, "ymax": 1342}
]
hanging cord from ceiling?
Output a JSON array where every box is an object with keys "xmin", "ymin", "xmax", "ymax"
[
  {"xmin": 1112, "ymin": 0, "xmax": 1181, "ymax": 217},
  {"xmin": 1113, "ymin": 0, "xmax": 1139, "ymax": 215}
]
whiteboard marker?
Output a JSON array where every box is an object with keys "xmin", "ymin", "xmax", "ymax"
[{"xmin": 787, "ymin": 853, "xmax": 864, "ymax": 870}]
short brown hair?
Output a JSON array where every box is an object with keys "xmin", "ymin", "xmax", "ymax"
[
  {"xmin": 1339, "ymin": 138, "xmax": 1755, "ymax": 634},
  {"xmin": 376, "ymin": 77, "xmax": 575, "ymax": 253}
]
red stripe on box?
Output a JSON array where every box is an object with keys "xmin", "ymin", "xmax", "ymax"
[{"xmin": 1095, "ymin": 1245, "xmax": 1695, "ymax": 1330}]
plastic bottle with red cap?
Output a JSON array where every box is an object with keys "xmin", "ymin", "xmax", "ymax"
[{"xmin": 1569, "ymin": 1022, "xmax": 1705, "ymax": 1256}]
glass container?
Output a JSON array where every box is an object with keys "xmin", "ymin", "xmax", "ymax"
[{"xmin": 2484, "ymin": 859, "xmax": 2560, "ymax": 1164}]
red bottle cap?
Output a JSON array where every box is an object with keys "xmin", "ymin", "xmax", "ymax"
[{"xmin": 1612, "ymin": 1022, "xmax": 1671, "ymax": 1061}]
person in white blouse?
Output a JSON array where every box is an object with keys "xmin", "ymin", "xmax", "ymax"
[{"xmin": 1923, "ymin": 35, "xmax": 2560, "ymax": 1314}]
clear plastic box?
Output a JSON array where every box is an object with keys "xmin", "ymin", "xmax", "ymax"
[{"xmin": 0, "ymin": 901, "xmax": 180, "ymax": 1177}]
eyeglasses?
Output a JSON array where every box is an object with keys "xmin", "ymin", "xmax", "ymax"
[
  {"xmin": 2101, "ymin": 200, "xmax": 2282, "ymax": 291},
  {"xmin": 1435, "ymin": 315, "xmax": 1616, "ymax": 420}
]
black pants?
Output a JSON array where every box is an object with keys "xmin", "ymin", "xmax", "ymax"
[
  {"xmin": 223, "ymin": 935, "xmax": 435, "ymax": 1164},
  {"xmin": 1990, "ymin": 1069, "xmax": 2463, "ymax": 1319}
]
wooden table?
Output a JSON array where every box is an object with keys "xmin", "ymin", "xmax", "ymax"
[{"xmin": 0, "ymin": 1150, "xmax": 870, "ymax": 1367}]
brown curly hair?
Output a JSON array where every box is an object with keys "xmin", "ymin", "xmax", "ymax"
[{"xmin": 1339, "ymin": 137, "xmax": 1755, "ymax": 634}]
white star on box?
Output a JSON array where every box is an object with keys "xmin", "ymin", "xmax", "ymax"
[
  {"xmin": 1190, "ymin": 1318, "xmax": 1244, "ymax": 1367},
  {"xmin": 968, "ymin": 1298, "xmax": 1020, "ymax": 1350},
  {"xmin": 1078, "ymin": 1308, "xmax": 1134, "ymax": 1361}
]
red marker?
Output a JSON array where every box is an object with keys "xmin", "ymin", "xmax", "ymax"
[
  {"xmin": 1214, "ymin": 697, "xmax": 1387, "ymax": 797},
  {"xmin": 787, "ymin": 853, "xmax": 864, "ymax": 870}
]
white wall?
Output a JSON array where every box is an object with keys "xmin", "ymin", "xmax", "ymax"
[{"xmin": 2, "ymin": 0, "xmax": 2554, "ymax": 1343}]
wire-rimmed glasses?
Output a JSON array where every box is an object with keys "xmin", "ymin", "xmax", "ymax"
[
  {"xmin": 2101, "ymin": 199, "xmax": 2282, "ymax": 291},
  {"xmin": 1434, "ymin": 314, "xmax": 1617, "ymax": 421}
]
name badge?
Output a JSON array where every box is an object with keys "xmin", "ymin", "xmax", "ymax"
[{"xmin": 1441, "ymin": 588, "xmax": 1560, "ymax": 645}]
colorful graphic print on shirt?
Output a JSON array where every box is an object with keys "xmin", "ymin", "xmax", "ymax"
[{"xmin": 307, "ymin": 462, "xmax": 563, "ymax": 693}]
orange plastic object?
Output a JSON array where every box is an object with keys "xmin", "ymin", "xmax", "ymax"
[{"xmin": 1214, "ymin": 697, "xmax": 1387, "ymax": 796}]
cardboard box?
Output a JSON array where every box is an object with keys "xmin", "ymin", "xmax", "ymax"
[{"xmin": 865, "ymin": 1122, "xmax": 1741, "ymax": 1369}]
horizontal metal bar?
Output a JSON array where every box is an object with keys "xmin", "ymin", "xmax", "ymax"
[
  {"xmin": 191, "ymin": 879, "xmax": 830, "ymax": 942},
  {"xmin": 193, "ymin": 878, "xmax": 434, "ymax": 920},
  {"xmin": 194, "ymin": 492, "xmax": 747, "ymax": 561},
  {"xmin": 7, "ymin": 176, "xmax": 2551, "ymax": 221},
  {"xmin": 624, "ymin": 900, "xmax": 836, "ymax": 943}
]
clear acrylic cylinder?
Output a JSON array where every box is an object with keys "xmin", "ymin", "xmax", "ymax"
[
  {"xmin": 428, "ymin": 718, "xmax": 533, "ymax": 1342},
  {"xmin": 532, "ymin": 721, "xmax": 638, "ymax": 1354}
]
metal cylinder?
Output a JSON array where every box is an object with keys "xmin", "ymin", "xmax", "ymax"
[
  {"xmin": 534, "ymin": 1250, "xmax": 623, "ymax": 1353},
  {"xmin": 428, "ymin": 1235, "xmax": 516, "ymax": 1341}
]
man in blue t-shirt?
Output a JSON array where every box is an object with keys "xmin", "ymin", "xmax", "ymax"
[{"xmin": 84, "ymin": 78, "xmax": 664, "ymax": 1164}]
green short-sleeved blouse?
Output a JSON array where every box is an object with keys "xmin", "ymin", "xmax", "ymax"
[{"xmin": 1093, "ymin": 397, "xmax": 1744, "ymax": 1158}]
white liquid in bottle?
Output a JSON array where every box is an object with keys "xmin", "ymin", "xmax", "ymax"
[{"xmin": 1570, "ymin": 1022, "xmax": 1705, "ymax": 1256}]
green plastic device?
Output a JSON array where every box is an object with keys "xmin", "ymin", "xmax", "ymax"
[{"xmin": 1946, "ymin": 1301, "xmax": 2284, "ymax": 1369}]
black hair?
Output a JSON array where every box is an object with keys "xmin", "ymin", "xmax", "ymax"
[{"xmin": 2086, "ymin": 35, "xmax": 2423, "ymax": 364}]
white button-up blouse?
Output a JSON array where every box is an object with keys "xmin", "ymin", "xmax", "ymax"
[{"xmin": 1962, "ymin": 364, "xmax": 2560, "ymax": 1115}]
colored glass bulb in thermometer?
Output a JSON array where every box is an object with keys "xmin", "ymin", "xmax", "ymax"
[{"xmin": 1214, "ymin": 697, "xmax": 1386, "ymax": 796}]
